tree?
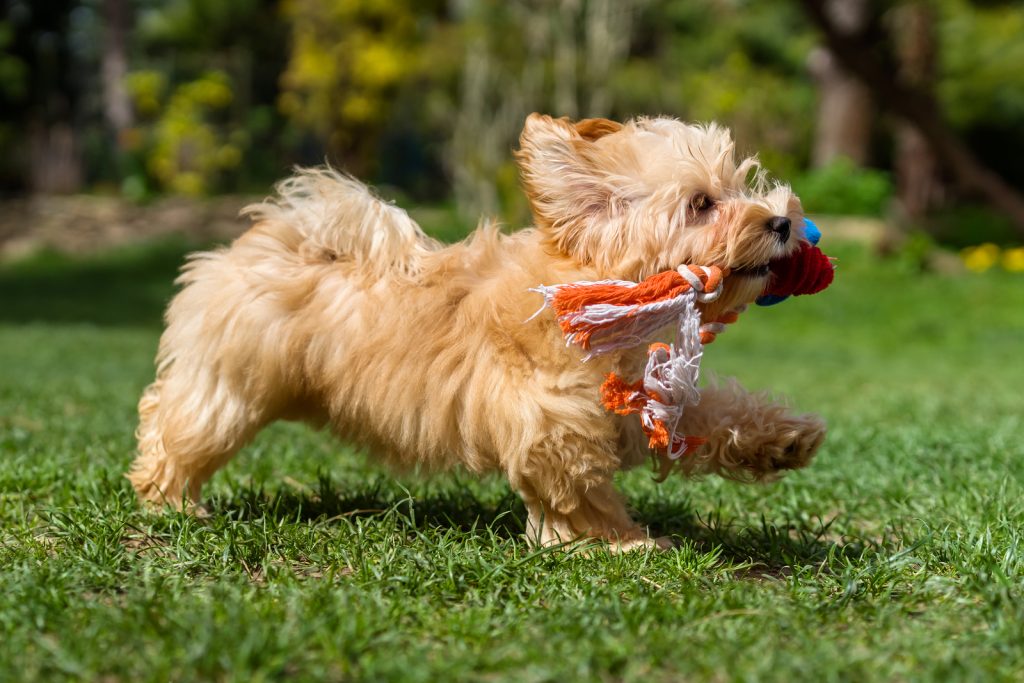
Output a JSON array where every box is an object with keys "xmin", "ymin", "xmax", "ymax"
[
  {"xmin": 891, "ymin": 1, "xmax": 942, "ymax": 226},
  {"xmin": 101, "ymin": 0, "xmax": 133, "ymax": 142},
  {"xmin": 798, "ymin": 0, "xmax": 1024, "ymax": 238},
  {"xmin": 450, "ymin": 0, "xmax": 639, "ymax": 221},
  {"xmin": 278, "ymin": 0, "xmax": 452, "ymax": 177},
  {"xmin": 1, "ymin": 0, "xmax": 83, "ymax": 194},
  {"xmin": 807, "ymin": 0, "xmax": 873, "ymax": 167}
]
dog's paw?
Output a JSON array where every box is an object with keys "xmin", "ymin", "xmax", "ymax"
[
  {"xmin": 763, "ymin": 413, "xmax": 826, "ymax": 474},
  {"xmin": 609, "ymin": 535, "xmax": 676, "ymax": 554}
]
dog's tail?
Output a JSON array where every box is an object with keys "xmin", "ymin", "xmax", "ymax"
[{"xmin": 243, "ymin": 167, "xmax": 440, "ymax": 277}]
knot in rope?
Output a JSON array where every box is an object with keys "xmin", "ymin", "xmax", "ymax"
[{"xmin": 676, "ymin": 264, "xmax": 725, "ymax": 303}]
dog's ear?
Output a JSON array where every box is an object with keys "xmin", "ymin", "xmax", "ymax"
[
  {"xmin": 515, "ymin": 114, "xmax": 622, "ymax": 258},
  {"xmin": 573, "ymin": 117, "xmax": 623, "ymax": 141}
]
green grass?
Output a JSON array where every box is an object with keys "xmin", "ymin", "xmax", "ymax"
[{"xmin": 2, "ymin": 231, "xmax": 1024, "ymax": 682}]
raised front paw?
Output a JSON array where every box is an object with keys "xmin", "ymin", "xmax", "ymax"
[
  {"xmin": 692, "ymin": 410, "xmax": 827, "ymax": 482},
  {"xmin": 756, "ymin": 412, "xmax": 826, "ymax": 477}
]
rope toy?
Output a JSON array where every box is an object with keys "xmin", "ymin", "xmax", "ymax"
[
  {"xmin": 532, "ymin": 264, "xmax": 726, "ymax": 459},
  {"xmin": 532, "ymin": 218, "xmax": 835, "ymax": 462}
]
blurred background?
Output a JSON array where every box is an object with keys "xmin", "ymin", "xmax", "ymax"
[{"xmin": 0, "ymin": 0, "xmax": 1023, "ymax": 269}]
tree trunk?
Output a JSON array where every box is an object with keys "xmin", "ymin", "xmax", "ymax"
[
  {"xmin": 101, "ymin": 0, "xmax": 133, "ymax": 140},
  {"xmin": 892, "ymin": 2, "xmax": 941, "ymax": 225},
  {"xmin": 799, "ymin": 0, "xmax": 1024, "ymax": 238},
  {"xmin": 30, "ymin": 122, "xmax": 82, "ymax": 195},
  {"xmin": 808, "ymin": 0, "xmax": 873, "ymax": 167},
  {"xmin": 809, "ymin": 48, "xmax": 873, "ymax": 167}
]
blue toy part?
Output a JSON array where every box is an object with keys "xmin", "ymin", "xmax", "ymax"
[
  {"xmin": 802, "ymin": 218, "xmax": 821, "ymax": 246},
  {"xmin": 755, "ymin": 293, "xmax": 789, "ymax": 306},
  {"xmin": 754, "ymin": 217, "xmax": 821, "ymax": 307}
]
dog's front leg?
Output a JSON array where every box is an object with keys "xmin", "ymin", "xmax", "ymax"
[{"xmin": 678, "ymin": 380, "xmax": 826, "ymax": 481}]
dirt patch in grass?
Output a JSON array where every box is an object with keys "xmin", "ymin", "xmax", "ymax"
[{"xmin": 0, "ymin": 194, "xmax": 257, "ymax": 261}]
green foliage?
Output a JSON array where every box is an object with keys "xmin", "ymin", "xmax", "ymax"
[
  {"xmin": 0, "ymin": 21, "xmax": 25, "ymax": 182},
  {"xmin": 2, "ymin": 238, "xmax": 1024, "ymax": 680},
  {"xmin": 108, "ymin": 0, "xmax": 290, "ymax": 196},
  {"xmin": 6, "ymin": 0, "xmax": 1024, "ymax": 230},
  {"xmin": 793, "ymin": 157, "xmax": 894, "ymax": 216},
  {"xmin": 938, "ymin": 0, "xmax": 1024, "ymax": 188},
  {"xmin": 137, "ymin": 0, "xmax": 276, "ymax": 50},
  {"xmin": 929, "ymin": 204, "xmax": 1020, "ymax": 250},
  {"xmin": 0, "ymin": 21, "xmax": 27, "ymax": 101},
  {"xmin": 939, "ymin": 0, "xmax": 1024, "ymax": 130},
  {"xmin": 617, "ymin": 0, "xmax": 817, "ymax": 178},
  {"xmin": 125, "ymin": 70, "xmax": 244, "ymax": 195},
  {"xmin": 892, "ymin": 230, "xmax": 938, "ymax": 274},
  {"xmin": 124, "ymin": 70, "xmax": 166, "ymax": 118},
  {"xmin": 279, "ymin": 0, "xmax": 453, "ymax": 171},
  {"xmin": 678, "ymin": 52, "xmax": 814, "ymax": 178}
]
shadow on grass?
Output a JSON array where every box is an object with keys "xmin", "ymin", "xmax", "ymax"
[
  {"xmin": 648, "ymin": 495, "xmax": 879, "ymax": 572},
  {"xmin": 0, "ymin": 238, "xmax": 200, "ymax": 327},
  {"xmin": 206, "ymin": 476, "xmax": 529, "ymax": 540},
  {"xmin": 207, "ymin": 476, "xmax": 871, "ymax": 571}
]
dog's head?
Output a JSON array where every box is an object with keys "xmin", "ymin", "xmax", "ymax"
[{"xmin": 516, "ymin": 114, "xmax": 805, "ymax": 314}]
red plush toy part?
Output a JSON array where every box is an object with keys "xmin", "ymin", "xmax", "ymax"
[{"xmin": 762, "ymin": 242, "xmax": 835, "ymax": 298}]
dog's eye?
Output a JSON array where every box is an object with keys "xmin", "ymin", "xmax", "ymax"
[{"xmin": 689, "ymin": 193, "xmax": 715, "ymax": 214}]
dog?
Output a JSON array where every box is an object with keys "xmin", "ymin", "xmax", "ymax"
[{"xmin": 128, "ymin": 114, "xmax": 826, "ymax": 551}]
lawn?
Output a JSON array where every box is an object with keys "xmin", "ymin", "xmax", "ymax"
[{"xmin": 1, "ymin": 226, "xmax": 1023, "ymax": 682}]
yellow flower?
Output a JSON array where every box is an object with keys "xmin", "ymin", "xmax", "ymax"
[
  {"xmin": 126, "ymin": 70, "xmax": 167, "ymax": 117},
  {"xmin": 352, "ymin": 42, "xmax": 405, "ymax": 88},
  {"xmin": 961, "ymin": 243, "xmax": 1000, "ymax": 272},
  {"xmin": 1002, "ymin": 246, "xmax": 1024, "ymax": 273}
]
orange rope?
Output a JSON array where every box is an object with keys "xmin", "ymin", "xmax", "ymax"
[
  {"xmin": 548, "ymin": 265, "xmax": 730, "ymax": 349},
  {"xmin": 600, "ymin": 353, "xmax": 707, "ymax": 456}
]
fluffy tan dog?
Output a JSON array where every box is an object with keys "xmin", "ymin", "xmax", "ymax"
[{"xmin": 129, "ymin": 114, "xmax": 825, "ymax": 550}]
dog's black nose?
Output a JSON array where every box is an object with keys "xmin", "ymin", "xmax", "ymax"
[{"xmin": 767, "ymin": 216, "xmax": 791, "ymax": 242}]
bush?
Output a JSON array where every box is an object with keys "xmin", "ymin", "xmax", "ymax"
[
  {"xmin": 792, "ymin": 157, "xmax": 893, "ymax": 216},
  {"xmin": 928, "ymin": 203, "xmax": 1019, "ymax": 249}
]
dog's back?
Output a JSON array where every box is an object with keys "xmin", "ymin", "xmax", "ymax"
[{"xmin": 241, "ymin": 168, "xmax": 441, "ymax": 276}]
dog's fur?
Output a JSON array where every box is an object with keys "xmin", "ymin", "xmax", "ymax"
[{"xmin": 128, "ymin": 114, "xmax": 826, "ymax": 550}]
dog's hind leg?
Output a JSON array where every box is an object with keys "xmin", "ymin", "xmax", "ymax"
[
  {"xmin": 128, "ymin": 368, "xmax": 271, "ymax": 509},
  {"xmin": 127, "ymin": 234, "xmax": 309, "ymax": 508},
  {"xmin": 519, "ymin": 479, "xmax": 671, "ymax": 552},
  {"xmin": 515, "ymin": 433, "xmax": 671, "ymax": 552}
]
